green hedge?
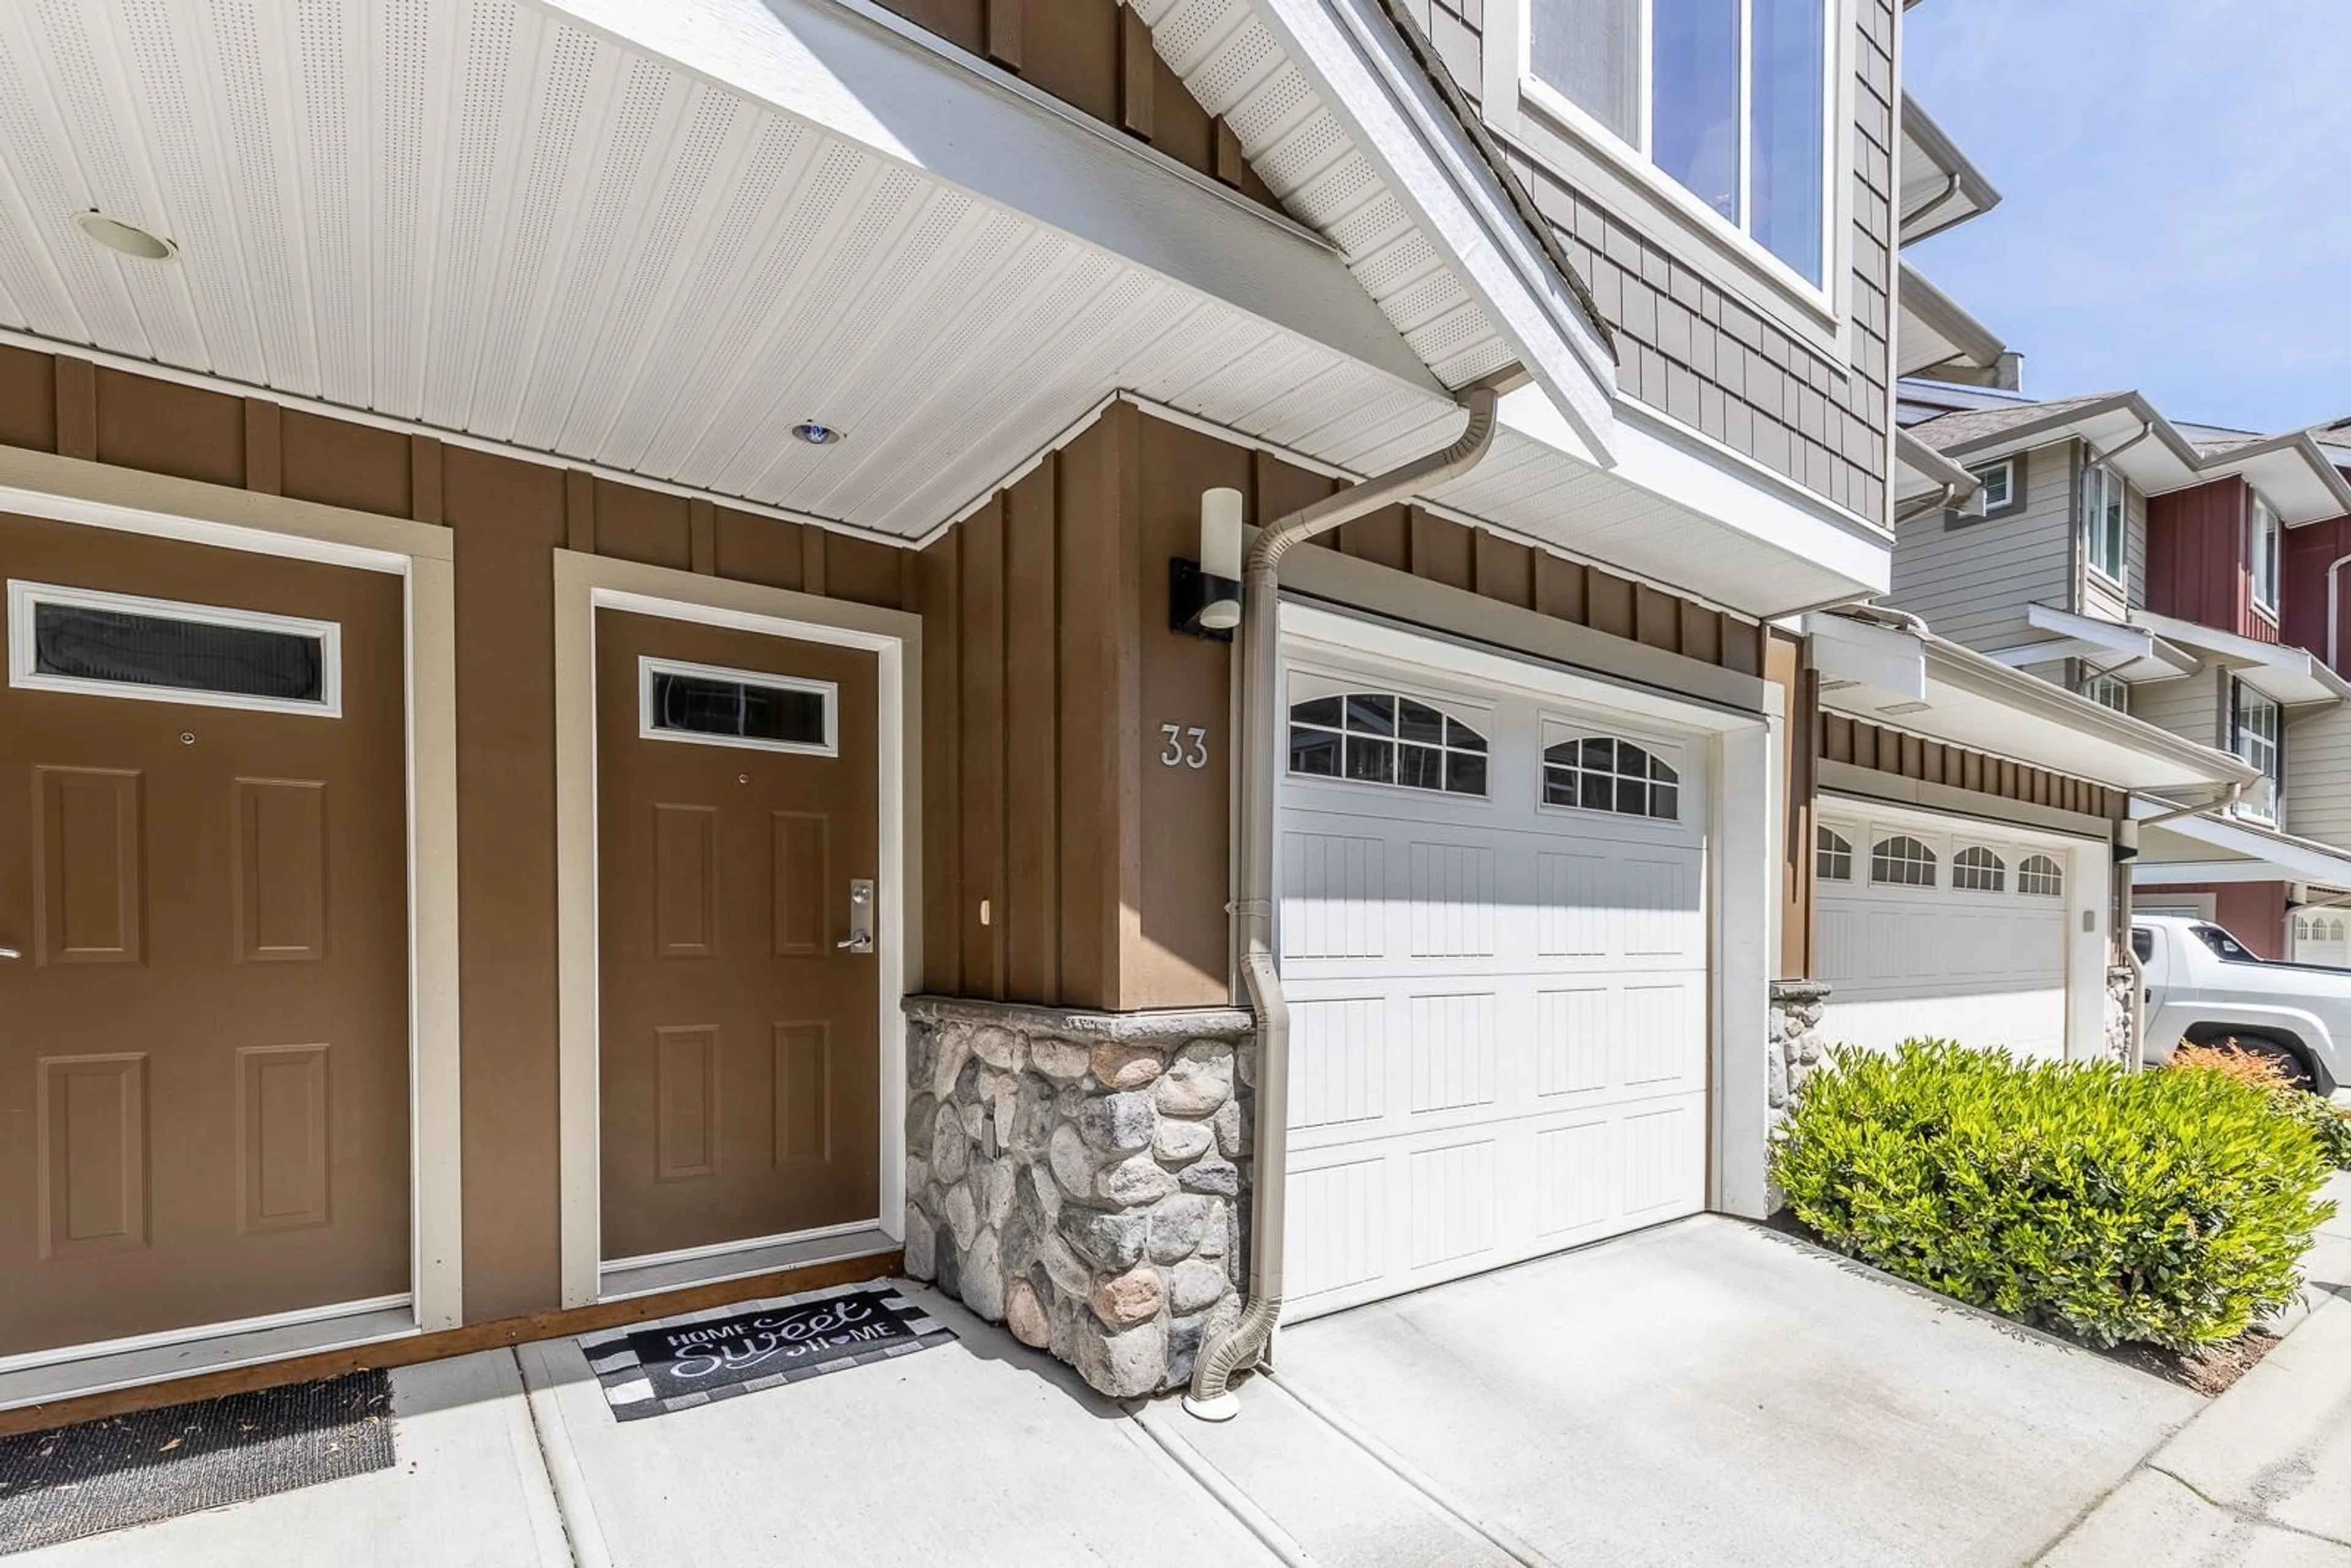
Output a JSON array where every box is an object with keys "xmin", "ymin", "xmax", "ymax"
[{"xmin": 1771, "ymin": 1040, "xmax": 2337, "ymax": 1349}]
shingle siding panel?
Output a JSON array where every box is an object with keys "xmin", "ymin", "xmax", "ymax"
[{"xmin": 1447, "ymin": 0, "xmax": 1895, "ymax": 522}]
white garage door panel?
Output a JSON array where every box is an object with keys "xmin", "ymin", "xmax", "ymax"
[
  {"xmin": 1277, "ymin": 660, "xmax": 1711, "ymax": 1322},
  {"xmin": 1817, "ymin": 816, "xmax": 2071, "ymax": 1060}
]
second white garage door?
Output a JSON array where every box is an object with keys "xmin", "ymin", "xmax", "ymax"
[
  {"xmin": 1815, "ymin": 805, "xmax": 2074, "ymax": 1059},
  {"xmin": 1277, "ymin": 647, "xmax": 1710, "ymax": 1321}
]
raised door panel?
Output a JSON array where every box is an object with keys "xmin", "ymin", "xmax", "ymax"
[
  {"xmin": 237, "ymin": 1044, "xmax": 330, "ymax": 1231},
  {"xmin": 37, "ymin": 1054, "xmax": 148, "ymax": 1257},
  {"xmin": 771, "ymin": 812, "xmax": 828, "ymax": 958},
  {"xmin": 654, "ymin": 1026, "xmax": 721, "ymax": 1181},
  {"xmin": 36, "ymin": 767, "xmax": 143, "ymax": 966},
  {"xmin": 773, "ymin": 1022, "xmax": 831, "ymax": 1163},
  {"xmin": 233, "ymin": 778, "xmax": 327, "ymax": 962},
  {"xmin": 653, "ymin": 805, "xmax": 719, "ymax": 959}
]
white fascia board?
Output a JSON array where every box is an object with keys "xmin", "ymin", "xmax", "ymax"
[
  {"xmin": 1810, "ymin": 618, "xmax": 2254, "ymax": 790},
  {"xmin": 1807, "ymin": 613, "xmax": 1927, "ymax": 700},
  {"xmin": 538, "ymin": 0, "xmax": 1438, "ymax": 391},
  {"xmin": 2131, "ymin": 609, "xmax": 2351, "ymax": 707},
  {"xmin": 1504, "ymin": 388, "xmax": 1890, "ymax": 601},
  {"xmin": 1245, "ymin": 0, "xmax": 1620, "ymax": 462},
  {"xmin": 1897, "ymin": 95, "xmax": 2000, "ymax": 246},
  {"xmin": 1897, "ymin": 263, "xmax": 2003, "ymax": 377},
  {"xmin": 1894, "ymin": 427, "xmax": 1977, "ymax": 502},
  {"xmin": 2133, "ymin": 811, "xmax": 2351, "ymax": 888},
  {"xmin": 2194, "ymin": 434, "xmax": 2351, "ymax": 525},
  {"xmin": 2009, "ymin": 602, "xmax": 2195, "ymax": 681}
]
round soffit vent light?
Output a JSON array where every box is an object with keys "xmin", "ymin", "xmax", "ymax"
[
  {"xmin": 73, "ymin": 211, "xmax": 178, "ymax": 261},
  {"xmin": 792, "ymin": 421, "xmax": 844, "ymax": 447}
]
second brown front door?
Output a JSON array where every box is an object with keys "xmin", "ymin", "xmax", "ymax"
[
  {"xmin": 596, "ymin": 609, "xmax": 881, "ymax": 1264},
  {"xmin": 0, "ymin": 514, "xmax": 411, "ymax": 1358}
]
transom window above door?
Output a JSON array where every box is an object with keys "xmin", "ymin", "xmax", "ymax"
[
  {"xmin": 1527, "ymin": 0, "xmax": 1830, "ymax": 285},
  {"xmin": 639, "ymin": 656, "xmax": 836, "ymax": 756},
  {"xmin": 1287, "ymin": 692, "xmax": 1489, "ymax": 797},
  {"xmin": 1543, "ymin": 735, "xmax": 1680, "ymax": 820},
  {"xmin": 7, "ymin": 579, "xmax": 339, "ymax": 716},
  {"xmin": 1870, "ymin": 835, "xmax": 1937, "ymax": 887}
]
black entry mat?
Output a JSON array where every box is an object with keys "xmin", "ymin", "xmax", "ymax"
[
  {"xmin": 0, "ymin": 1370, "xmax": 394, "ymax": 1556},
  {"xmin": 580, "ymin": 1281, "xmax": 953, "ymax": 1421}
]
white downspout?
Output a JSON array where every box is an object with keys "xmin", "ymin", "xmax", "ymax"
[
  {"xmin": 1183, "ymin": 387, "xmax": 1499, "ymax": 1422},
  {"xmin": 2326, "ymin": 552, "xmax": 2351, "ymax": 673}
]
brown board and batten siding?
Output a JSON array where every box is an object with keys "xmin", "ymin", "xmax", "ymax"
[
  {"xmin": 868, "ymin": 0, "xmax": 1276, "ymax": 209},
  {"xmin": 0, "ymin": 345, "xmax": 914, "ymax": 1324},
  {"xmin": 1820, "ymin": 712, "xmax": 2127, "ymax": 823},
  {"xmin": 919, "ymin": 401, "xmax": 1768, "ymax": 1014}
]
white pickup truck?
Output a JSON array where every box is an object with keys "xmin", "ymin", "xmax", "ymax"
[{"xmin": 2132, "ymin": 914, "xmax": 2350, "ymax": 1092}]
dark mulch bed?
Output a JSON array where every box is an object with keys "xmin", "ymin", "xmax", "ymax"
[
  {"xmin": 2104, "ymin": 1330, "xmax": 2279, "ymax": 1397},
  {"xmin": 1763, "ymin": 1207, "xmax": 2285, "ymax": 1397}
]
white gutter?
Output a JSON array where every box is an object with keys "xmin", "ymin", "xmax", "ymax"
[{"xmin": 1185, "ymin": 387, "xmax": 1500, "ymax": 1422}]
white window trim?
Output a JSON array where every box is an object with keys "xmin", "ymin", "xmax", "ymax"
[
  {"xmin": 2080, "ymin": 672, "xmax": 2128, "ymax": 713},
  {"xmin": 2232, "ymin": 680, "xmax": 2281, "ymax": 823},
  {"xmin": 1537, "ymin": 724, "xmax": 1686, "ymax": 823},
  {"xmin": 7, "ymin": 577, "xmax": 343, "ymax": 718},
  {"xmin": 1966, "ymin": 458, "xmax": 2015, "ymax": 515},
  {"xmin": 1493, "ymin": 0, "xmax": 1850, "ymax": 341},
  {"xmin": 2249, "ymin": 491, "xmax": 2281, "ymax": 620},
  {"xmin": 637, "ymin": 655, "xmax": 838, "ymax": 757},
  {"xmin": 2082, "ymin": 459, "xmax": 2127, "ymax": 588}
]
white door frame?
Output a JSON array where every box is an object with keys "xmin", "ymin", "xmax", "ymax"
[
  {"xmin": 1273, "ymin": 601, "xmax": 1777, "ymax": 1223},
  {"xmin": 551, "ymin": 550, "xmax": 921, "ymax": 1308},
  {"xmin": 1816, "ymin": 791, "xmax": 2112, "ymax": 1060},
  {"xmin": 0, "ymin": 448, "xmax": 462, "ymax": 1380}
]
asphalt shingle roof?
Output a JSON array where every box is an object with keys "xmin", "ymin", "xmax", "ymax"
[{"xmin": 1903, "ymin": 393, "xmax": 2122, "ymax": 452}]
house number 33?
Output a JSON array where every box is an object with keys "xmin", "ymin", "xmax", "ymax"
[{"xmin": 1160, "ymin": 724, "xmax": 1210, "ymax": 770}]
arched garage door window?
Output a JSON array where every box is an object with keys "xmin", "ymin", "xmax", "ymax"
[
  {"xmin": 1287, "ymin": 692, "xmax": 1488, "ymax": 797},
  {"xmin": 2017, "ymin": 854, "xmax": 2063, "ymax": 898},
  {"xmin": 1870, "ymin": 835, "xmax": 1937, "ymax": 887}
]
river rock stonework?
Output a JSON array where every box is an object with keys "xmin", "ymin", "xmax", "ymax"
[
  {"xmin": 2105, "ymin": 964, "xmax": 2137, "ymax": 1065},
  {"xmin": 900, "ymin": 996, "xmax": 1254, "ymax": 1398},
  {"xmin": 1767, "ymin": 979, "xmax": 1832, "ymax": 1120}
]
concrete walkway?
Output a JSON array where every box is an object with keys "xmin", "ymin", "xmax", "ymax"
[
  {"xmin": 14, "ymin": 1192, "xmax": 2348, "ymax": 1567},
  {"xmin": 2039, "ymin": 1174, "xmax": 2351, "ymax": 1566}
]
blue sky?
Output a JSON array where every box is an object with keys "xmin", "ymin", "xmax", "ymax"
[{"xmin": 1903, "ymin": 1, "xmax": 2350, "ymax": 435}]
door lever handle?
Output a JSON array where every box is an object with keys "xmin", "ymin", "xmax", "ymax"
[
  {"xmin": 0, "ymin": 946, "xmax": 20, "ymax": 961},
  {"xmin": 836, "ymin": 879, "xmax": 875, "ymax": 956}
]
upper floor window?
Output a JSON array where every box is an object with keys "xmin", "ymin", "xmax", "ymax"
[
  {"xmin": 2081, "ymin": 459, "xmax": 2126, "ymax": 585},
  {"xmin": 1543, "ymin": 735, "xmax": 1681, "ymax": 820},
  {"xmin": 1528, "ymin": 0, "xmax": 1828, "ymax": 285},
  {"xmin": 2080, "ymin": 673, "xmax": 2129, "ymax": 715},
  {"xmin": 2232, "ymin": 680, "xmax": 2281, "ymax": 821},
  {"xmin": 2249, "ymin": 492, "xmax": 2281, "ymax": 618},
  {"xmin": 1288, "ymin": 692, "xmax": 1489, "ymax": 798},
  {"xmin": 1967, "ymin": 459, "xmax": 2016, "ymax": 516}
]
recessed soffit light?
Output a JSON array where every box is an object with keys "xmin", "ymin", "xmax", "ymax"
[
  {"xmin": 792, "ymin": 421, "xmax": 844, "ymax": 447},
  {"xmin": 73, "ymin": 211, "xmax": 178, "ymax": 261}
]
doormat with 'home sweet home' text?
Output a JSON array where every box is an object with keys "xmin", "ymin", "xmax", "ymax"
[{"xmin": 579, "ymin": 1282, "xmax": 954, "ymax": 1421}]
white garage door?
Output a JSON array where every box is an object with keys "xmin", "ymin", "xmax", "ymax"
[
  {"xmin": 1277, "ymin": 653, "xmax": 1710, "ymax": 1321},
  {"xmin": 1816, "ymin": 808, "xmax": 2072, "ymax": 1059}
]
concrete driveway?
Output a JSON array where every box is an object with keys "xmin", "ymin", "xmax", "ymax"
[{"xmin": 18, "ymin": 1215, "xmax": 2217, "ymax": 1567}]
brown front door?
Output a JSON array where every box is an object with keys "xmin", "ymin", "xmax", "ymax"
[
  {"xmin": 596, "ymin": 610, "xmax": 881, "ymax": 1264},
  {"xmin": 0, "ymin": 515, "xmax": 410, "ymax": 1358}
]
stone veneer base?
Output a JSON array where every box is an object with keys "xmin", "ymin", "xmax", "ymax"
[{"xmin": 899, "ymin": 996, "xmax": 1256, "ymax": 1398}]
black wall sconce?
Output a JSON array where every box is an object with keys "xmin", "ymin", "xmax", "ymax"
[{"xmin": 1171, "ymin": 486, "xmax": 1242, "ymax": 640}]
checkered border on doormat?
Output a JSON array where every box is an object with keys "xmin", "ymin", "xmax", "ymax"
[{"xmin": 578, "ymin": 1281, "xmax": 955, "ymax": 1422}]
